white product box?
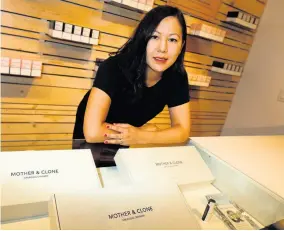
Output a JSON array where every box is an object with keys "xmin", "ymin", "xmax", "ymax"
[
  {"xmin": 1, "ymin": 57, "xmax": 10, "ymax": 74},
  {"xmin": 49, "ymin": 183, "xmax": 201, "ymax": 230},
  {"xmin": 82, "ymin": 28, "xmax": 91, "ymax": 37},
  {"xmin": 226, "ymin": 17, "xmax": 257, "ymax": 30},
  {"xmin": 138, "ymin": 2, "xmax": 145, "ymax": 10},
  {"xmin": 62, "ymin": 32, "xmax": 72, "ymax": 40},
  {"xmin": 89, "ymin": 38, "xmax": 99, "ymax": 45},
  {"xmin": 210, "ymin": 66, "xmax": 242, "ymax": 76},
  {"xmin": 31, "ymin": 61, "xmax": 42, "ymax": 77},
  {"xmin": 146, "ymin": 0, "xmax": 154, "ymax": 6},
  {"xmin": 114, "ymin": 146, "xmax": 214, "ymax": 186},
  {"xmin": 189, "ymin": 75, "xmax": 211, "ymax": 87},
  {"xmin": 210, "ymin": 27, "xmax": 218, "ymax": 41},
  {"xmin": 49, "ymin": 29, "xmax": 63, "ymax": 39},
  {"xmin": 71, "ymin": 33, "xmax": 81, "ymax": 42},
  {"xmin": 54, "ymin": 21, "xmax": 63, "ymax": 31},
  {"xmin": 73, "ymin": 26, "xmax": 82, "ymax": 35},
  {"xmin": 129, "ymin": 0, "xmax": 138, "ymax": 8},
  {"xmin": 63, "ymin": 23, "xmax": 73, "ymax": 33},
  {"xmin": 144, "ymin": 5, "xmax": 152, "ymax": 11},
  {"xmin": 62, "ymin": 23, "xmax": 73, "ymax": 40},
  {"xmin": 81, "ymin": 36, "xmax": 90, "ymax": 44},
  {"xmin": 20, "ymin": 59, "xmax": 32, "ymax": 76},
  {"xmin": 10, "ymin": 58, "xmax": 21, "ymax": 75},
  {"xmin": 91, "ymin": 29, "xmax": 100, "ymax": 39},
  {"xmin": 123, "ymin": 0, "xmax": 131, "ymax": 6},
  {"xmin": 0, "ymin": 149, "xmax": 101, "ymax": 222}
]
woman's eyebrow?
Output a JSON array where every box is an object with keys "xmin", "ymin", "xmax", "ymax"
[
  {"xmin": 154, "ymin": 31, "xmax": 181, "ymax": 38},
  {"xmin": 170, "ymin": 33, "xmax": 181, "ymax": 38}
]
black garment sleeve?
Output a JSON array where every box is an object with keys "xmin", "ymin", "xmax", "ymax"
[
  {"xmin": 167, "ymin": 73, "xmax": 190, "ymax": 108},
  {"xmin": 92, "ymin": 57, "xmax": 118, "ymax": 99}
]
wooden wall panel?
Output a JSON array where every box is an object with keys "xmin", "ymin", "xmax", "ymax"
[
  {"xmin": 1, "ymin": 0, "xmax": 267, "ymax": 151},
  {"xmin": 222, "ymin": 0, "xmax": 266, "ymax": 17}
]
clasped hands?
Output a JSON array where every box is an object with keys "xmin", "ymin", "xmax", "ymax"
[{"xmin": 104, "ymin": 123, "xmax": 158, "ymax": 146}]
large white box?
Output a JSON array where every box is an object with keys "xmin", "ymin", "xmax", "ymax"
[
  {"xmin": 0, "ymin": 149, "xmax": 101, "ymax": 222},
  {"xmin": 49, "ymin": 183, "xmax": 201, "ymax": 230},
  {"xmin": 114, "ymin": 146, "xmax": 214, "ymax": 186}
]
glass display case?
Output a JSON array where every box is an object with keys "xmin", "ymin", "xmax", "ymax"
[{"xmin": 1, "ymin": 136, "xmax": 284, "ymax": 230}]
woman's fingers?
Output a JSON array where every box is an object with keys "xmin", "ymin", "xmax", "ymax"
[
  {"xmin": 105, "ymin": 133, "xmax": 124, "ymax": 139},
  {"xmin": 113, "ymin": 123, "xmax": 130, "ymax": 128},
  {"xmin": 107, "ymin": 124, "xmax": 126, "ymax": 133}
]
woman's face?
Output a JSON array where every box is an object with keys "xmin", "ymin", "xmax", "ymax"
[{"xmin": 146, "ymin": 16, "xmax": 184, "ymax": 74}]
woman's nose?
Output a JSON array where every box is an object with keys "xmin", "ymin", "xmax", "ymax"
[{"xmin": 157, "ymin": 39, "xmax": 168, "ymax": 53}]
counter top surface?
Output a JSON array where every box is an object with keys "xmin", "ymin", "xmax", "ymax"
[{"xmin": 191, "ymin": 135, "xmax": 284, "ymax": 199}]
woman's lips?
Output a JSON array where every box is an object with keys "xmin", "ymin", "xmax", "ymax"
[{"xmin": 153, "ymin": 57, "xmax": 168, "ymax": 64}]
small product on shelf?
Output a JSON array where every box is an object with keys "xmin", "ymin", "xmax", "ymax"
[
  {"xmin": 190, "ymin": 23, "xmax": 226, "ymax": 43},
  {"xmin": 188, "ymin": 74, "xmax": 211, "ymax": 87},
  {"xmin": 108, "ymin": 0, "xmax": 153, "ymax": 12},
  {"xmin": 1, "ymin": 57, "xmax": 42, "ymax": 77},
  {"xmin": 49, "ymin": 21, "xmax": 63, "ymax": 39},
  {"xmin": 1, "ymin": 57, "xmax": 10, "ymax": 74},
  {"xmin": 89, "ymin": 29, "xmax": 100, "ymax": 45},
  {"xmin": 49, "ymin": 20, "xmax": 99, "ymax": 45},
  {"xmin": 62, "ymin": 23, "xmax": 73, "ymax": 40},
  {"xmin": 20, "ymin": 59, "xmax": 32, "ymax": 76},
  {"xmin": 226, "ymin": 11, "xmax": 258, "ymax": 30},
  {"xmin": 31, "ymin": 61, "xmax": 43, "ymax": 77},
  {"xmin": 10, "ymin": 58, "xmax": 21, "ymax": 75},
  {"xmin": 72, "ymin": 25, "xmax": 82, "ymax": 42},
  {"xmin": 211, "ymin": 61, "xmax": 243, "ymax": 76},
  {"xmin": 81, "ymin": 28, "xmax": 91, "ymax": 44}
]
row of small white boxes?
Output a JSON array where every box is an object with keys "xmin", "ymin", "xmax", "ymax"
[
  {"xmin": 211, "ymin": 61, "xmax": 243, "ymax": 76},
  {"xmin": 190, "ymin": 23, "xmax": 226, "ymax": 43},
  {"xmin": 1, "ymin": 57, "xmax": 42, "ymax": 77},
  {"xmin": 49, "ymin": 21, "xmax": 100, "ymax": 45},
  {"xmin": 226, "ymin": 11, "xmax": 259, "ymax": 30},
  {"xmin": 188, "ymin": 74, "xmax": 211, "ymax": 87},
  {"xmin": 111, "ymin": 0, "xmax": 154, "ymax": 11}
]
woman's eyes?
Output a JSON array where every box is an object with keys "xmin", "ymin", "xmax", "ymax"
[
  {"xmin": 151, "ymin": 35, "xmax": 159, "ymax": 40},
  {"xmin": 150, "ymin": 36, "xmax": 178, "ymax": 43},
  {"xmin": 169, "ymin": 38, "xmax": 178, "ymax": 43}
]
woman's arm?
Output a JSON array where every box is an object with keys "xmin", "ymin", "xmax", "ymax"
[
  {"xmin": 141, "ymin": 102, "xmax": 190, "ymax": 144},
  {"xmin": 105, "ymin": 102, "xmax": 190, "ymax": 145},
  {"xmin": 140, "ymin": 123, "xmax": 159, "ymax": 132},
  {"xmin": 83, "ymin": 87, "xmax": 119, "ymax": 143}
]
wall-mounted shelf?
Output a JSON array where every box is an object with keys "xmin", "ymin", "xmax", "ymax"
[
  {"xmin": 189, "ymin": 23, "xmax": 226, "ymax": 43},
  {"xmin": 211, "ymin": 61, "xmax": 243, "ymax": 76},
  {"xmin": 224, "ymin": 11, "xmax": 259, "ymax": 30},
  {"xmin": 107, "ymin": 0, "xmax": 153, "ymax": 12},
  {"xmin": 188, "ymin": 74, "xmax": 211, "ymax": 87},
  {"xmin": 1, "ymin": 57, "xmax": 42, "ymax": 77},
  {"xmin": 48, "ymin": 21, "xmax": 100, "ymax": 46}
]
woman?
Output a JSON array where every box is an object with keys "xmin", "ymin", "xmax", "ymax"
[{"xmin": 73, "ymin": 5, "xmax": 191, "ymax": 146}]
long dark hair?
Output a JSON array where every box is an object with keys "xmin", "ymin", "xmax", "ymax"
[{"xmin": 110, "ymin": 5, "xmax": 187, "ymax": 102}]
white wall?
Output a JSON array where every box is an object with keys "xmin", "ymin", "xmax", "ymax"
[{"xmin": 222, "ymin": 0, "xmax": 284, "ymax": 136}]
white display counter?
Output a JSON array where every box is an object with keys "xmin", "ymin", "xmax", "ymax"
[{"xmin": 1, "ymin": 136, "xmax": 284, "ymax": 230}]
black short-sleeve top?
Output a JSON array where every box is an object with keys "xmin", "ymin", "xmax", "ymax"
[{"xmin": 73, "ymin": 56, "xmax": 190, "ymax": 139}]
